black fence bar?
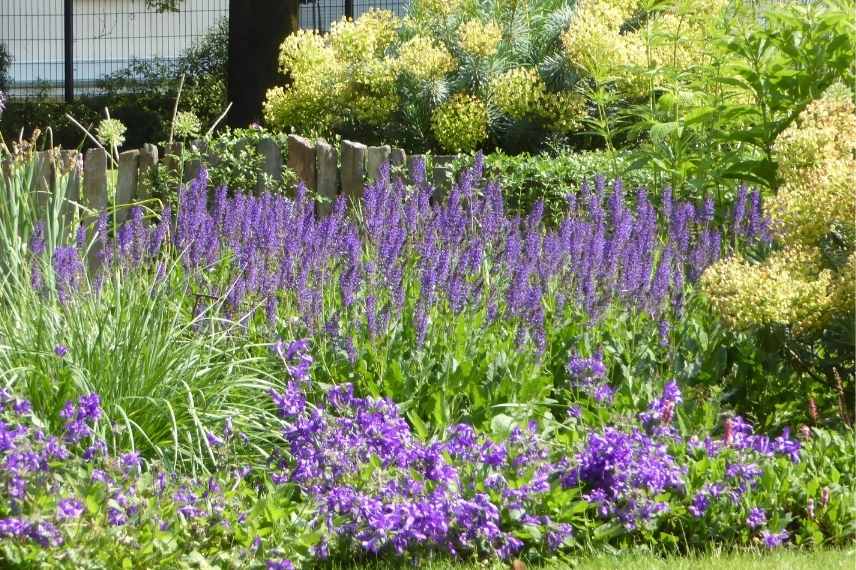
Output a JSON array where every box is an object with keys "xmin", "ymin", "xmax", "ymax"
[{"xmin": 63, "ymin": 0, "xmax": 73, "ymax": 102}]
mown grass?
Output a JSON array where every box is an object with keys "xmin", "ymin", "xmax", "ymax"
[{"xmin": 326, "ymin": 549, "xmax": 855, "ymax": 569}]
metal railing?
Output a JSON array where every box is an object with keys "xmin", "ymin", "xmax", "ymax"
[
  {"xmin": 0, "ymin": 0, "xmax": 410, "ymax": 100},
  {"xmin": 1, "ymin": 0, "xmax": 227, "ymax": 99}
]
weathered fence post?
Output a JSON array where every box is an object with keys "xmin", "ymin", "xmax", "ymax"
[
  {"xmin": 33, "ymin": 151, "xmax": 55, "ymax": 213},
  {"xmin": 116, "ymin": 150, "xmax": 140, "ymax": 223},
  {"xmin": 84, "ymin": 148, "xmax": 108, "ymax": 212},
  {"xmin": 137, "ymin": 143, "xmax": 159, "ymax": 202},
  {"xmin": 256, "ymin": 137, "xmax": 283, "ymax": 193},
  {"xmin": 60, "ymin": 150, "xmax": 81, "ymax": 226},
  {"xmin": 315, "ymin": 139, "xmax": 338, "ymax": 216},
  {"xmin": 389, "ymin": 147, "xmax": 406, "ymax": 169},
  {"xmin": 286, "ymin": 134, "xmax": 317, "ymax": 192},
  {"xmin": 432, "ymin": 155, "xmax": 457, "ymax": 202},
  {"xmin": 164, "ymin": 142, "xmax": 184, "ymax": 181},
  {"xmin": 185, "ymin": 140, "xmax": 205, "ymax": 183},
  {"xmin": 366, "ymin": 145, "xmax": 391, "ymax": 181},
  {"xmin": 83, "ymin": 148, "xmax": 108, "ymax": 273},
  {"xmin": 341, "ymin": 140, "xmax": 367, "ymax": 202}
]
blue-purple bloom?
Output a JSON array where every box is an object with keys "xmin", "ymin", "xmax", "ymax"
[
  {"xmin": 761, "ymin": 529, "xmax": 788, "ymax": 548},
  {"xmin": 746, "ymin": 507, "xmax": 767, "ymax": 529},
  {"xmin": 57, "ymin": 498, "xmax": 85, "ymax": 520}
]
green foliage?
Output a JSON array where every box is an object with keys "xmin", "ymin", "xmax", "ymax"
[
  {"xmin": 262, "ymin": 0, "xmax": 853, "ymax": 199},
  {"xmin": 139, "ymin": 127, "xmax": 296, "ymax": 207},
  {"xmin": 97, "ymin": 17, "xmax": 228, "ymax": 141},
  {"xmin": 0, "ymin": 42, "xmax": 11, "ymax": 93},
  {"xmin": 264, "ymin": 0, "xmax": 591, "ymax": 153},
  {"xmin": 622, "ymin": 0, "xmax": 856, "ymax": 195},
  {"xmin": 203, "ymin": 127, "xmax": 295, "ymax": 194},
  {"xmin": 0, "ymin": 405, "xmax": 314, "ymax": 569},
  {"xmin": 0, "ymin": 153, "xmax": 286, "ymax": 470},
  {"xmin": 484, "ymin": 149, "xmax": 659, "ymax": 223}
]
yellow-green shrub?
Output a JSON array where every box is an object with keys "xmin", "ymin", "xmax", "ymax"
[
  {"xmin": 702, "ymin": 84, "xmax": 856, "ymax": 333},
  {"xmin": 397, "ymin": 35, "xmax": 457, "ymax": 81},
  {"xmin": 490, "ymin": 67, "xmax": 547, "ymax": 119},
  {"xmin": 458, "ymin": 19, "xmax": 503, "ymax": 58},
  {"xmin": 263, "ymin": 11, "xmax": 399, "ymax": 135},
  {"xmin": 431, "ymin": 94, "xmax": 489, "ymax": 152}
]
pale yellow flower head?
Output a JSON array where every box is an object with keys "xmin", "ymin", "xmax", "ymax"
[
  {"xmin": 398, "ymin": 35, "xmax": 457, "ymax": 81},
  {"xmin": 701, "ymin": 83, "xmax": 856, "ymax": 335},
  {"xmin": 330, "ymin": 10, "xmax": 398, "ymax": 63},
  {"xmin": 96, "ymin": 118, "xmax": 127, "ymax": 149},
  {"xmin": 542, "ymin": 91, "xmax": 587, "ymax": 133},
  {"xmin": 561, "ymin": 0, "xmax": 644, "ymax": 78},
  {"xmin": 411, "ymin": 0, "xmax": 464, "ymax": 18},
  {"xmin": 769, "ymin": 83, "xmax": 856, "ymax": 244},
  {"xmin": 490, "ymin": 67, "xmax": 546, "ymax": 119},
  {"xmin": 432, "ymin": 94, "xmax": 489, "ymax": 153},
  {"xmin": 702, "ymin": 245, "xmax": 835, "ymax": 332},
  {"xmin": 458, "ymin": 19, "xmax": 503, "ymax": 58}
]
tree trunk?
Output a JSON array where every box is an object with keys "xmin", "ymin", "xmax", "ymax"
[{"xmin": 227, "ymin": 0, "xmax": 299, "ymax": 128}]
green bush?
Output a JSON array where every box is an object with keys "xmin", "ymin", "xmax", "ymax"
[
  {"xmin": 484, "ymin": 149, "xmax": 659, "ymax": 223},
  {"xmin": 262, "ymin": 0, "xmax": 853, "ymax": 199}
]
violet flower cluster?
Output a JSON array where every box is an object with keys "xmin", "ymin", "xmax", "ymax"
[
  {"xmin": 561, "ymin": 426, "xmax": 685, "ymax": 530},
  {"xmin": 566, "ymin": 350, "xmax": 613, "ymax": 403},
  {"xmin": 268, "ymin": 354, "xmax": 572, "ymax": 559},
  {"xmin": 0, "ymin": 363, "xmax": 806, "ymax": 563},
  {"xmin": 683, "ymin": 414, "xmax": 801, "ymax": 545},
  {"xmin": 0, "ymin": 386, "xmax": 297, "ymax": 566}
]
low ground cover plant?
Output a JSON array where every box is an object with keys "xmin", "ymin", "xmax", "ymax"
[{"xmin": 0, "ymin": 342, "xmax": 852, "ymax": 568}]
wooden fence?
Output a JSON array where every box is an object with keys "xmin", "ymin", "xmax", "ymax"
[
  {"xmin": 4, "ymin": 134, "xmax": 462, "ymax": 222},
  {"xmin": 285, "ymin": 135, "xmax": 459, "ymax": 212}
]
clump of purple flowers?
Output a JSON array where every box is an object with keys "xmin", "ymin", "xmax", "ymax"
[
  {"xmin": 746, "ymin": 507, "xmax": 767, "ymax": 529},
  {"xmin": 639, "ymin": 380, "xmax": 682, "ymax": 438},
  {"xmin": 684, "ymin": 416, "xmax": 802, "ymax": 547},
  {"xmin": 32, "ymin": 159, "xmax": 768, "ymax": 370},
  {"xmin": 270, "ymin": 379, "xmax": 570, "ymax": 559},
  {"xmin": 567, "ymin": 350, "xmax": 613, "ymax": 403},
  {"xmin": 59, "ymin": 393, "xmax": 102, "ymax": 444},
  {"xmin": 561, "ymin": 427, "xmax": 685, "ymax": 530}
]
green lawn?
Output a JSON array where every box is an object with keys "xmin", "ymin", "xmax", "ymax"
[{"xmin": 326, "ymin": 549, "xmax": 855, "ymax": 569}]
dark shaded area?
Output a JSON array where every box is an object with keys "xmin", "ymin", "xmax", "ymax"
[{"xmin": 228, "ymin": 0, "xmax": 299, "ymax": 127}]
